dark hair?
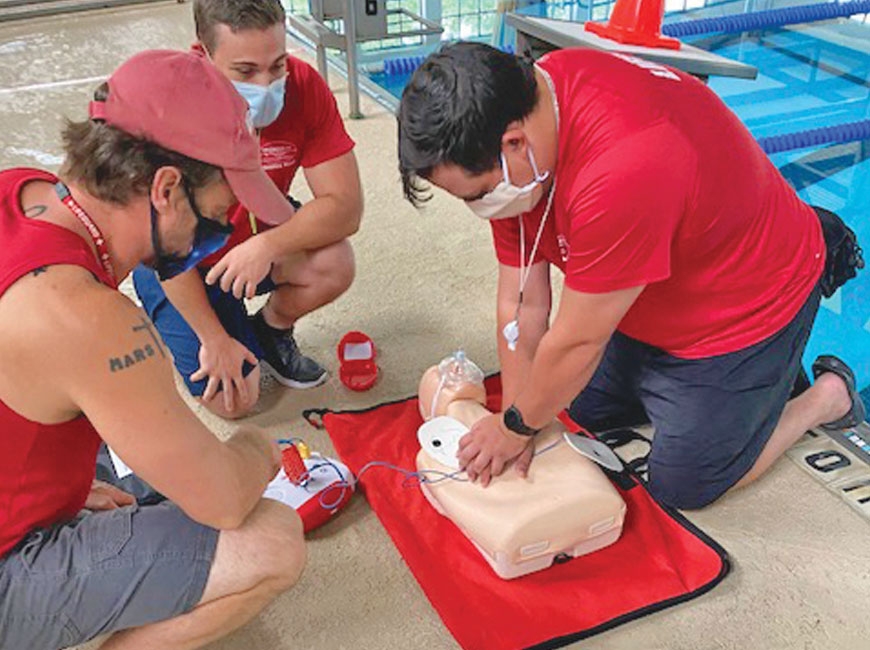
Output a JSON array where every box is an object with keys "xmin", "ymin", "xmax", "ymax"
[
  {"xmin": 193, "ymin": 0, "xmax": 286, "ymax": 54},
  {"xmin": 397, "ymin": 42, "xmax": 539, "ymax": 207},
  {"xmin": 59, "ymin": 83, "xmax": 221, "ymax": 205}
]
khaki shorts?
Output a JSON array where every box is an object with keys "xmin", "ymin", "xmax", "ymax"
[{"xmin": 0, "ymin": 501, "xmax": 219, "ymax": 649}]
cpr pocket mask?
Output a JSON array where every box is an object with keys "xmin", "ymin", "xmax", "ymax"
[{"xmin": 337, "ymin": 331, "xmax": 379, "ymax": 391}]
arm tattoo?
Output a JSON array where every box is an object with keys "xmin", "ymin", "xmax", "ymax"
[
  {"xmin": 24, "ymin": 205, "xmax": 48, "ymax": 218},
  {"xmin": 31, "ymin": 266, "xmax": 47, "ymax": 277},
  {"xmin": 132, "ymin": 317, "xmax": 167, "ymax": 358},
  {"xmin": 108, "ymin": 317, "xmax": 168, "ymax": 372}
]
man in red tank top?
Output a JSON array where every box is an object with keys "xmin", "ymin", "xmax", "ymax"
[
  {"xmin": 397, "ymin": 43, "xmax": 865, "ymax": 509},
  {"xmin": 0, "ymin": 51, "xmax": 305, "ymax": 650}
]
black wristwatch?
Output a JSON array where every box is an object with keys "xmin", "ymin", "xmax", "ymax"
[{"xmin": 503, "ymin": 405, "xmax": 541, "ymax": 437}]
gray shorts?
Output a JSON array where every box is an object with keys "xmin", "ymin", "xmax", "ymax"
[{"xmin": 0, "ymin": 501, "xmax": 219, "ymax": 649}]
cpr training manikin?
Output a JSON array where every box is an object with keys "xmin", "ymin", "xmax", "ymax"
[{"xmin": 415, "ymin": 351, "xmax": 627, "ymax": 579}]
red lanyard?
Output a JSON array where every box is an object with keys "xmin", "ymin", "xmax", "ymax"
[{"xmin": 54, "ymin": 182, "xmax": 117, "ymax": 285}]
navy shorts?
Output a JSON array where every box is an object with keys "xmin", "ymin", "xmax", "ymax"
[
  {"xmin": 132, "ymin": 265, "xmax": 275, "ymax": 397},
  {"xmin": 569, "ymin": 284, "xmax": 822, "ymax": 509},
  {"xmin": 0, "ymin": 502, "xmax": 218, "ymax": 649}
]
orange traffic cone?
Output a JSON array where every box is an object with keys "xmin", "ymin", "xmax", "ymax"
[{"xmin": 585, "ymin": 0, "xmax": 681, "ymax": 50}]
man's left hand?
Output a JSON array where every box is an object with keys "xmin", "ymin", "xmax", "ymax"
[
  {"xmin": 85, "ymin": 480, "xmax": 135, "ymax": 511},
  {"xmin": 457, "ymin": 412, "xmax": 534, "ymax": 487},
  {"xmin": 205, "ymin": 236, "xmax": 276, "ymax": 299}
]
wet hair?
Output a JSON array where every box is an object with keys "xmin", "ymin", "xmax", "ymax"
[
  {"xmin": 193, "ymin": 0, "xmax": 286, "ymax": 54},
  {"xmin": 59, "ymin": 83, "xmax": 221, "ymax": 205},
  {"xmin": 397, "ymin": 41, "xmax": 539, "ymax": 207}
]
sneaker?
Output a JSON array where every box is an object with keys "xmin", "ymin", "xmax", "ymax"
[{"xmin": 250, "ymin": 311, "xmax": 328, "ymax": 389}]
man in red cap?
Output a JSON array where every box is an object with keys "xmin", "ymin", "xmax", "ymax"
[
  {"xmin": 132, "ymin": 0, "xmax": 363, "ymax": 419},
  {"xmin": 0, "ymin": 50, "xmax": 305, "ymax": 649}
]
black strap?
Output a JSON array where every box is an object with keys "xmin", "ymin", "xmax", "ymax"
[
  {"xmin": 302, "ymin": 408, "xmax": 328, "ymax": 429},
  {"xmin": 594, "ymin": 428, "xmax": 653, "ymax": 487},
  {"xmin": 596, "ymin": 428, "xmax": 652, "ymax": 450}
]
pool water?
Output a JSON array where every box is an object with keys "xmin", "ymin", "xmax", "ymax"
[
  {"xmin": 703, "ymin": 29, "xmax": 870, "ymax": 406},
  {"xmin": 369, "ymin": 25, "xmax": 870, "ymax": 406}
]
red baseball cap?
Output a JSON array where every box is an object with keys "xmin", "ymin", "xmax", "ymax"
[{"xmin": 88, "ymin": 49, "xmax": 289, "ymax": 225}]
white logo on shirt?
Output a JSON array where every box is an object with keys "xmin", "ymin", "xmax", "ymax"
[
  {"xmin": 557, "ymin": 233, "xmax": 570, "ymax": 263},
  {"xmin": 260, "ymin": 141, "xmax": 299, "ymax": 171}
]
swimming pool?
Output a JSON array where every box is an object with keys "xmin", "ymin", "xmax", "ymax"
[
  {"xmin": 702, "ymin": 28, "xmax": 870, "ymax": 406},
  {"xmin": 368, "ymin": 22, "xmax": 870, "ymax": 406}
]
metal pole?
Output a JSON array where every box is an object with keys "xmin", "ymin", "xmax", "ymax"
[
  {"xmin": 316, "ymin": 42, "xmax": 329, "ymax": 83},
  {"xmin": 344, "ymin": 0, "xmax": 363, "ymax": 119}
]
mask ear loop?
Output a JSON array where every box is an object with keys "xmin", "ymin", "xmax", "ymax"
[
  {"xmin": 501, "ymin": 145, "xmax": 550, "ymax": 188},
  {"xmin": 527, "ymin": 147, "xmax": 550, "ymax": 183},
  {"xmin": 499, "ymin": 153, "xmax": 512, "ymax": 185}
]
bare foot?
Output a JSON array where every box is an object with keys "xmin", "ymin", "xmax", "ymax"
[{"xmin": 813, "ymin": 371, "xmax": 854, "ymax": 426}]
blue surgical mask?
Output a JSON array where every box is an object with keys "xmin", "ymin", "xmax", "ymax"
[
  {"xmin": 151, "ymin": 181, "xmax": 234, "ymax": 281},
  {"xmin": 233, "ymin": 77, "xmax": 286, "ymax": 128}
]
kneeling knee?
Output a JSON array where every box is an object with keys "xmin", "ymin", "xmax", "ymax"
[{"xmin": 647, "ymin": 466, "xmax": 725, "ymax": 510}]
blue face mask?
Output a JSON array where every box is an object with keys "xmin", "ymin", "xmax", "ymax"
[
  {"xmin": 233, "ymin": 77, "xmax": 286, "ymax": 128},
  {"xmin": 151, "ymin": 181, "xmax": 234, "ymax": 281}
]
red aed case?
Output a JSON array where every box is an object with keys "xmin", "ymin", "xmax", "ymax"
[{"xmin": 337, "ymin": 331, "xmax": 378, "ymax": 391}]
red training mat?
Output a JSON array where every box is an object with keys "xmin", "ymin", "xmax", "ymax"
[{"xmin": 309, "ymin": 376, "xmax": 730, "ymax": 650}]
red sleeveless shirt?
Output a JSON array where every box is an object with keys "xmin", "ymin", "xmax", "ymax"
[{"xmin": 0, "ymin": 168, "xmax": 115, "ymax": 557}]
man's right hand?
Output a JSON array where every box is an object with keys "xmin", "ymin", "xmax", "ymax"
[{"xmin": 190, "ymin": 334, "xmax": 259, "ymax": 413}]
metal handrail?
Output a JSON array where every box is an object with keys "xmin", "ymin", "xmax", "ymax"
[{"xmin": 286, "ymin": 2, "xmax": 441, "ymax": 118}]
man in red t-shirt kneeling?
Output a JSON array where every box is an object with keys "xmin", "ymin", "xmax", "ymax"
[
  {"xmin": 133, "ymin": 0, "xmax": 362, "ymax": 419},
  {"xmin": 397, "ymin": 43, "xmax": 865, "ymax": 509}
]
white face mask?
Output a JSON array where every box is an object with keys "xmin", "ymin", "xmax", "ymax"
[
  {"xmin": 466, "ymin": 147, "xmax": 550, "ymax": 220},
  {"xmin": 232, "ymin": 77, "xmax": 286, "ymax": 128}
]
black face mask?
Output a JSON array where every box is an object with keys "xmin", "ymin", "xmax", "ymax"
[{"xmin": 150, "ymin": 181, "xmax": 234, "ymax": 281}]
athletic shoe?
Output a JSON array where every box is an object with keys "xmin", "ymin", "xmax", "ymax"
[{"xmin": 250, "ymin": 311, "xmax": 328, "ymax": 389}]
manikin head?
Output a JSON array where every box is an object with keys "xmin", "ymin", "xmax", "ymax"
[
  {"xmin": 397, "ymin": 42, "xmax": 555, "ymax": 219},
  {"xmin": 194, "ymin": 0, "xmax": 288, "ymax": 128}
]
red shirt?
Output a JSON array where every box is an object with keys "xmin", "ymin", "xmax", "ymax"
[
  {"xmin": 491, "ymin": 49, "xmax": 825, "ymax": 359},
  {"xmin": 201, "ymin": 55, "xmax": 356, "ymax": 267},
  {"xmin": 0, "ymin": 168, "xmax": 113, "ymax": 557}
]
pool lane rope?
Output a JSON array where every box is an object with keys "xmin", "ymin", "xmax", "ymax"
[
  {"xmin": 662, "ymin": 0, "xmax": 870, "ymax": 37},
  {"xmin": 380, "ymin": 30, "xmax": 870, "ymax": 154},
  {"xmin": 383, "ymin": 45, "xmax": 514, "ymax": 76},
  {"xmin": 758, "ymin": 119, "xmax": 870, "ymax": 154}
]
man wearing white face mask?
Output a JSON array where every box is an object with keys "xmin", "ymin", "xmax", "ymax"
[
  {"xmin": 397, "ymin": 43, "xmax": 865, "ymax": 510},
  {"xmin": 132, "ymin": 0, "xmax": 362, "ymax": 419}
]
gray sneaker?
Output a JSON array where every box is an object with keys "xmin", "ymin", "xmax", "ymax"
[{"xmin": 250, "ymin": 311, "xmax": 328, "ymax": 389}]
